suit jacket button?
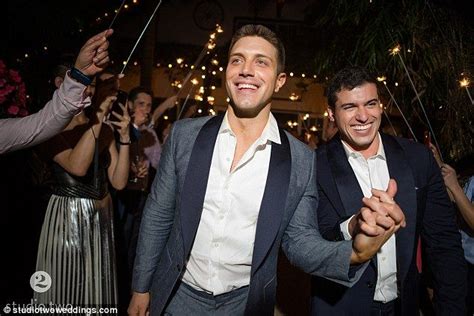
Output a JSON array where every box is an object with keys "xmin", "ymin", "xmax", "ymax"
[{"xmin": 366, "ymin": 282, "xmax": 374, "ymax": 288}]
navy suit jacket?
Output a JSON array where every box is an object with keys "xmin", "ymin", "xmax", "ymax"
[
  {"xmin": 311, "ymin": 133, "xmax": 467, "ymax": 315},
  {"xmin": 132, "ymin": 115, "xmax": 362, "ymax": 315}
]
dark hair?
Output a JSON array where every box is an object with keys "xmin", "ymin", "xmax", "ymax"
[
  {"xmin": 128, "ymin": 86, "xmax": 153, "ymax": 102},
  {"xmin": 229, "ymin": 24, "xmax": 286, "ymax": 73},
  {"xmin": 327, "ymin": 66, "xmax": 377, "ymax": 108}
]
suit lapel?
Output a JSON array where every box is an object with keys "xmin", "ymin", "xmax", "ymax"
[
  {"xmin": 381, "ymin": 134, "xmax": 417, "ymax": 283},
  {"xmin": 326, "ymin": 135, "xmax": 365, "ymax": 217},
  {"xmin": 251, "ymin": 129, "xmax": 291, "ymax": 275},
  {"xmin": 180, "ymin": 114, "xmax": 224, "ymax": 256}
]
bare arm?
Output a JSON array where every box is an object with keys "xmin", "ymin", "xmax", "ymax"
[
  {"xmin": 53, "ymin": 96, "xmax": 116, "ymax": 176},
  {"xmin": 442, "ymin": 164, "xmax": 474, "ymax": 230},
  {"xmin": 150, "ymin": 95, "xmax": 177, "ymax": 127},
  {"xmin": 107, "ymin": 103, "xmax": 131, "ymax": 190}
]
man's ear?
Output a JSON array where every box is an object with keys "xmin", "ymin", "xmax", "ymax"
[
  {"xmin": 127, "ymin": 100, "xmax": 134, "ymax": 112},
  {"xmin": 274, "ymin": 73, "xmax": 287, "ymax": 93},
  {"xmin": 327, "ymin": 107, "xmax": 335, "ymax": 122},
  {"xmin": 54, "ymin": 76, "xmax": 64, "ymax": 89}
]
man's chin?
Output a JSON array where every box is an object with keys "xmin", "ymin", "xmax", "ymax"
[{"xmin": 229, "ymin": 100, "xmax": 270, "ymax": 118}]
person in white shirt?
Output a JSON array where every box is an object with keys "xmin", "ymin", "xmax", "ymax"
[
  {"xmin": 0, "ymin": 29, "xmax": 113, "ymax": 154},
  {"xmin": 312, "ymin": 66, "xmax": 467, "ymax": 315},
  {"xmin": 128, "ymin": 26, "xmax": 404, "ymax": 316}
]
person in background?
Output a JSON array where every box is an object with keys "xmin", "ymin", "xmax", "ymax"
[
  {"xmin": 430, "ymin": 144, "xmax": 474, "ymax": 315},
  {"xmin": 0, "ymin": 29, "xmax": 113, "ymax": 154},
  {"xmin": 35, "ymin": 69, "xmax": 130, "ymax": 308}
]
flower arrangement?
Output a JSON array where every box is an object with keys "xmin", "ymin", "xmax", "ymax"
[{"xmin": 0, "ymin": 60, "xmax": 28, "ymax": 118}]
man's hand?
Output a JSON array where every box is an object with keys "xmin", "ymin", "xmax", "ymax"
[
  {"xmin": 128, "ymin": 292, "xmax": 150, "ymax": 316},
  {"xmin": 350, "ymin": 179, "xmax": 406, "ymax": 264},
  {"xmin": 441, "ymin": 163, "xmax": 461, "ymax": 193},
  {"xmin": 74, "ymin": 29, "xmax": 113, "ymax": 77}
]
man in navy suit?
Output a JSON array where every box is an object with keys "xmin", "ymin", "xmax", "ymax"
[
  {"xmin": 312, "ymin": 66, "xmax": 467, "ymax": 315},
  {"xmin": 127, "ymin": 26, "xmax": 406, "ymax": 316}
]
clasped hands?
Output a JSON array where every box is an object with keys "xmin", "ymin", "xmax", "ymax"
[{"xmin": 350, "ymin": 179, "xmax": 406, "ymax": 264}]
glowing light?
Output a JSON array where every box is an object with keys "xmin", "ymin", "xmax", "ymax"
[
  {"xmin": 191, "ymin": 65, "xmax": 195, "ymax": 69},
  {"xmin": 226, "ymin": 97, "xmax": 230, "ymax": 103},
  {"xmin": 313, "ymin": 75, "xmax": 317, "ymax": 79},
  {"xmin": 390, "ymin": 44, "xmax": 401, "ymax": 56},
  {"xmin": 104, "ymin": 13, "xmax": 109, "ymax": 17},
  {"xmin": 195, "ymin": 95, "xmax": 203, "ymax": 101},
  {"xmin": 133, "ymin": 61, "xmax": 138, "ymax": 66},
  {"xmin": 207, "ymin": 96, "xmax": 215, "ymax": 104},
  {"xmin": 207, "ymin": 41, "xmax": 216, "ymax": 50},
  {"xmin": 164, "ymin": 115, "xmax": 169, "ymax": 120},
  {"xmin": 191, "ymin": 78, "xmax": 199, "ymax": 85},
  {"xmin": 377, "ymin": 76, "xmax": 386, "ymax": 82},
  {"xmin": 201, "ymin": 66, "xmax": 206, "ymax": 70},
  {"xmin": 176, "ymin": 58, "xmax": 184, "ymax": 64},
  {"xmin": 198, "ymin": 108, "xmax": 203, "ymax": 114},
  {"xmin": 459, "ymin": 78, "xmax": 470, "ymax": 88},
  {"xmin": 301, "ymin": 73, "xmax": 306, "ymax": 78},
  {"xmin": 199, "ymin": 87, "xmax": 205, "ymax": 94},
  {"xmin": 43, "ymin": 46, "xmax": 48, "ymax": 51},
  {"xmin": 211, "ymin": 59, "xmax": 219, "ymax": 65},
  {"xmin": 201, "ymin": 75, "xmax": 206, "ymax": 79},
  {"xmin": 177, "ymin": 84, "xmax": 182, "ymax": 89},
  {"xmin": 303, "ymin": 113, "xmax": 310, "ymax": 120},
  {"xmin": 310, "ymin": 126, "xmax": 317, "ymax": 132},
  {"xmin": 24, "ymin": 53, "xmax": 29, "ymax": 58},
  {"xmin": 216, "ymin": 25, "xmax": 223, "ymax": 33},
  {"xmin": 212, "ymin": 71, "xmax": 217, "ymax": 75},
  {"xmin": 219, "ymin": 67, "xmax": 224, "ymax": 72},
  {"xmin": 289, "ymin": 93, "xmax": 300, "ymax": 101},
  {"xmin": 324, "ymin": 111, "xmax": 328, "ymax": 117},
  {"xmin": 168, "ymin": 64, "xmax": 172, "ymax": 68},
  {"xmin": 124, "ymin": 4, "xmax": 129, "ymax": 9},
  {"xmin": 210, "ymin": 33, "xmax": 216, "ymax": 40},
  {"xmin": 290, "ymin": 72, "xmax": 294, "ymax": 77},
  {"xmin": 395, "ymin": 82, "xmax": 399, "ymax": 87},
  {"xmin": 211, "ymin": 86, "xmax": 216, "ymax": 90}
]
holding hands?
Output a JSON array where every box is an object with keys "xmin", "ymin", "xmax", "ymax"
[{"xmin": 350, "ymin": 179, "xmax": 406, "ymax": 264}]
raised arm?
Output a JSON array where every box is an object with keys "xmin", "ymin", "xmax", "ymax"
[{"xmin": 0, "ymin": 29, "xmax": 113, "ymax": 154}]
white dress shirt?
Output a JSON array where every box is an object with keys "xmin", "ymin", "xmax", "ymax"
[
  {"xmin": 340, "ymin": 134, "xmax": 398, "ymax": 303},
  {"xmin": 182, "ymin": 112, "xmax": 280, "ymax": 295}
]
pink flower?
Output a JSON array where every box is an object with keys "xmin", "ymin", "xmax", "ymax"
[
  {"xmin": 9, "ymin": 69, "xmax": 22, "ymax": 83},
  {"xmin": 7, "ymin": 105, "xmax": 20, "ymax": 115}
]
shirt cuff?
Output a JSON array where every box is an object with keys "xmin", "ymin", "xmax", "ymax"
[
  {"xmin": 60, "ymin": 72, "xmax": 91, "ymax": 112},
  {"xmin": 340, "ymin": 215, "xmax": 355, "ymax": 240}
]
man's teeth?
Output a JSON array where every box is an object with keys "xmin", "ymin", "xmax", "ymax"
[
  {"xmin": 353, "ymin": 124, "xmax": 371, "ymax": 131},
  {"xmin": 237, "ymin": 83, "xmax": 257, "ymax": 89}
]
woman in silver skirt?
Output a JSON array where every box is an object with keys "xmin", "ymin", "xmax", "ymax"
[{"xmin": 35, "ymin": 78, "xmax": 130, "ymax": 308}]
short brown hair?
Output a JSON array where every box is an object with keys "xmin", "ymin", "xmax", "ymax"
[{"xmin": 229, "ymin": 24, "xmax": 286, "ymax": 73}]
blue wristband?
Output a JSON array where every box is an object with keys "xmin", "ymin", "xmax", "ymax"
[{"xmin": 70, "ymin": 67, "xmax": 93, "ymax": 86}]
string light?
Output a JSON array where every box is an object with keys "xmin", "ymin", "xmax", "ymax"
[
  {"xmin": 191, "ymin": 78, "xmax": 199, "ymax": 85},
  {"xmin": 163, "ymin": 115, "xmax": 169, "ymax": 120},
  {"xmin": 176, "ymin": 58, "xmax": 184, "ymax": 64},
  {"xmin": 168, "ymin": 63, "xmax": 173, "ymax": 68},
  {"xmin": 219, "ymin": 67, "xmax": 224, "ymax": 72},
  {"xmin": 290, "ymin": 72, "xmax": 294, "ymax": 77},
  {"xmin": 289, "ymin": 93, "xmax": 300, "ymax": 101}
]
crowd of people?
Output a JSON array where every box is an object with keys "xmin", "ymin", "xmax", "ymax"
[{"xmin": 1, "ymin": 24, "xmax": 473, "ymax": 316}]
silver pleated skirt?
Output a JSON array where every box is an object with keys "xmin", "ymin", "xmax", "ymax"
[{"xmin": 34, "ymin": 194, "xmax": 117, "ymax": 307}]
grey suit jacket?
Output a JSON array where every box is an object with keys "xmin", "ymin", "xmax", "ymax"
[{"xmin": 132, "ymin": 114, "xmax": 363, "ymax": 315}]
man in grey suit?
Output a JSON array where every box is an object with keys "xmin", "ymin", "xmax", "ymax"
[{"xmin": 128, "ymin": 25, "xmax": 404, "ymax": 316}]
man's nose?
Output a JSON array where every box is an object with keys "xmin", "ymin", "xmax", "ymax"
[
  {"xmin": 240, "ymin": 60, "xmax": 255, "ymax": 77},
  {"xmin": 355, "ymin": 106, "xmax": 369, "ymax": 121}
]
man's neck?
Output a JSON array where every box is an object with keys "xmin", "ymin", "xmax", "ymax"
[{"xmin": 226, "ymin": 105, "xmax": 270, "ymax": 141}]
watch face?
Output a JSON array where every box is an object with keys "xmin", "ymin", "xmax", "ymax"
[{"xmin": 193, "ymin": 0, "xmax": 225, "ymax": 31}]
